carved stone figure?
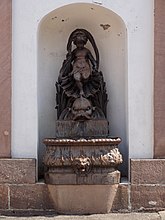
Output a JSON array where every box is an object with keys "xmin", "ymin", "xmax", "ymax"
[
  {"xmin": 43, "ymin": 29, "xmax": 123, "ymax": 185},
  {"xmin": 56, "ymin": 29, "xmax": 108, "ymax": 121}
]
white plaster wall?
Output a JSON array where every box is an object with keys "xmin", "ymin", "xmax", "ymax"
[{"xmin": 12, "ymin": 0, "xmax": 154, "ymax": 170}]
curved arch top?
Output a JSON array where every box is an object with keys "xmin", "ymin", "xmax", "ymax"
[{"xmin": 38, "ymin": 2, "xmax": 127, "ymax": 31}]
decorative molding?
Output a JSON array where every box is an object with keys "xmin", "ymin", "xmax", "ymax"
[{"xmin": 43, "ymin": 137, "xmax": 121, "ymax": 146}]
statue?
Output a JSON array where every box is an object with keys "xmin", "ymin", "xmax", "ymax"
[
  {"xmin": 43, "ymin": 29, "xmax": 123, "ymax": 188},
  {"xmin": 56, "ymin": 29, "xmax": 108, "ymax": 121}
]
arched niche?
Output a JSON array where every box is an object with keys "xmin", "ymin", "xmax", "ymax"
[{"xmin": 37, "ymin": 3, "xmax": 128, "ymax": 177}]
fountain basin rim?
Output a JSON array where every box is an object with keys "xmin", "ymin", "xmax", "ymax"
[{"xmin": 43, "ymin": 137, "xmax": 121, "ymax": 146}]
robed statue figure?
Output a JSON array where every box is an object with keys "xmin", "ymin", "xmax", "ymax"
[{"xmin": 56, "ymin": 29, "xmax": 108, "ymax": 121}]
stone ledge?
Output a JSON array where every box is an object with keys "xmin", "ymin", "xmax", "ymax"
[
  {"xmin": 0, "ymin": 159, "xmax": 36, "ymax": 184},
  {"xmin": 130, "ymin": 159, "xmax": 165, "ymax": 184}
]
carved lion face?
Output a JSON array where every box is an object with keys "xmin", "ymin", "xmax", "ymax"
[
  {"xmin": 71, "ymin": 97, "xmax": 92, "ymax": 121},
  {"xmin": 72, "ymin": 156, "xmax": 91, "ymax": 174}
]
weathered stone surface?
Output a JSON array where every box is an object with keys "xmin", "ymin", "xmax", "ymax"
[
  {"xmin": 0, "ymin": 182, "xmax": 164, "ymax": 213},
  {"xmin": 10, "ymin": 183, "xmax": 54, "ymax": 210},
  {"xmin": 48, "ymin": 184, "xmax": 118, "ymax": 214},
  {"xmin": 0, "ymin": 159, "xmax": 36, "ymax": 184},
  {"xmin": 131, "ymin": 184, "xmax": 165, "ymax": 211},
  {"xmin": 45, "ymin": 171, "xmax": 120, "ymax": 185},
  {"xmin": 77, "ymin": 171, "xmax": 121, "ymax": 185},
  {"xmin": 0, "ymin": 184, "xmax": 8, "ymax": 209},
  {"xmin": 0, "ymin": 0, "xmax": 12, "ymax": 157},
  {"xmin": 131, "ymin": 159, "xmax": 165, "ymax": 184},
  {"xmin": 112, "ymin": 184, "xmax": 129, "ymax": 212},
  {"xmin": 56, "ymin": 120, "xmax": 109, "ymax": 138},
  {"xmin": 45, "ymin": 173, "xmax": 77, "ymax": 185},
  {"xmin": 154, "ymin": 0, "xmax": 165, "ymax": 158}
]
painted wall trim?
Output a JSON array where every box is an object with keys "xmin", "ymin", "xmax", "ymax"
[{"xmin": 0, "ymin": 0, "xmax": 12, "ymax": 157}]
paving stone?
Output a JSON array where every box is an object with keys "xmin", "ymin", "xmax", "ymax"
[{"xmin": 0, "ymin": 213, "xmax": 161, "ymax": 220}]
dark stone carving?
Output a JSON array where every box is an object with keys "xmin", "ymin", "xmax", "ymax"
[
  {"xmin": 56, "ymin": 29, "xmax": 108, "ymax": 121},
  {"xmin": 43, "ymin": 29, "xmax": 123, "ymax": 185}
]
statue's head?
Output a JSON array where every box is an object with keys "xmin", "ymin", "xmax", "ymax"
[
  {"xmin": 72, "ymin": 30, "xmax": 88, "ymax": 47},
  {"xmin": 67, "ymin": 29, "xmax": 99, "ymax": 67},
  {"xmin": 71, "ymin": 97, "xmax": 93, "ymax": 121}
]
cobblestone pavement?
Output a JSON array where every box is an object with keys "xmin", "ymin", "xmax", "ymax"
[{"xmin": 0, "ymin": 212, "xmax": 164, "ymax": 220}]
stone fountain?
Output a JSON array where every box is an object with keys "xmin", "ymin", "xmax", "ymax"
[{"xmin": 43, "ymin": 29, "xmax": 123, "ymax": 214}]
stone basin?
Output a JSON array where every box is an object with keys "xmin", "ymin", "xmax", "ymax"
[{"xmin": 43, "ymin": 137, "xmax": 122, "ymax": 185}]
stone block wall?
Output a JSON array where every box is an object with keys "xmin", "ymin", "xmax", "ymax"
[
  {"xmin": 0, "ymin": 159, "xmax": 164, "ymax": 214},
  {"xmin": 130, "ymin": 159, "xmax": 165, "ymax": 211}
]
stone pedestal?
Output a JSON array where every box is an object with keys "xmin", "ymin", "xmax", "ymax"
[
  {"xmin": 56, "ymin": 120, "xmax": 109, "ymax": 138},
  {"xmin": 48, "ymin": 184, "xmax": 119, "ymax": 214},
  {"xmin": 43, "ymin": 137, "xmax": 122, "ymax": 213}
]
